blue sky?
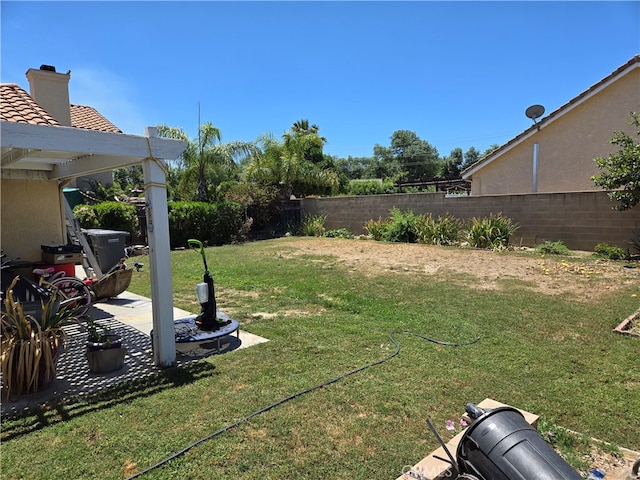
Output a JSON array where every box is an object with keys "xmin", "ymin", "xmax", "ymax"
[{"xmin": 1, "ymin": 1, "xmax": 638, "ymax": 159}]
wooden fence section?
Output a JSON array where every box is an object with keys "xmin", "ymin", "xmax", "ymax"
[{"xmin": 300, "ymin": 191, "xmax": 639, "ymax": 251}]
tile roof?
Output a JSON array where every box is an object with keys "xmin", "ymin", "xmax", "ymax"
[
  {"xmin": 70, "ymin": 104, "xmax": 122, "ymax": 133},
  {"xmin": 0, "ymin": 83, "xmax": 122, "ymax": 133},
  {"xmin": 0, "ymin": 83, "xmax": 61, "ymax": 126}
]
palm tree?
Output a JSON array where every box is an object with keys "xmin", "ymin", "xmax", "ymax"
[
  {"xmin": 157, "ymin": 123, "xmax": 257, "ymax": 202},
  {"xmin": 245, "ymin": 129, "xmax": 340, "ymax": 198},
  {"xmin": 290, "ymin": 119, "xmax": 326, "ymax": 164}
]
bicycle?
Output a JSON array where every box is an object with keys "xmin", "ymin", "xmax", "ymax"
[{"xmin": 32, "ymin": 267, "xmax": 93, "ymax": 316}]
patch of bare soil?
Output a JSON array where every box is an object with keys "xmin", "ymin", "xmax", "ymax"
[
  {"xmin": 580, "ymin": 445, "xmax": 640, "ymax": 480},
  {"xmin": 277, "ymin": 237, "xmax": 639, "ymax": 301},
  {"xmin": 266, "ymin": 237, "xmax": 640, "ymax": 476}
]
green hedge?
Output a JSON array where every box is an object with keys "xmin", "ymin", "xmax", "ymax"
[
  {"xmin": 168, "ymin": 201, "xmax": 246, "ymax": 248},
  {"xmin": 347, "ymin": 179, "xmax": 398, "ymax": 196},
  {"xmin": 73, "ymin": 202, "xmax": 138, "ymax": 237},
  {"xmin": 74, "ymin": 200, "xmax": 247, "ymax": 249}
]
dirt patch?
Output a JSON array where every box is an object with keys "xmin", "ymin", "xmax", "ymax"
[
  {"xmin": 277, "ymin": 238, "xmax": 639, "ymax": 477},
  {"xmin": 275, "ymin": 237, "xmax": 638, "ymax": 301},
  {"xmin": 580, "ymin": 445, "xmax": 639, "ymax": 480}
]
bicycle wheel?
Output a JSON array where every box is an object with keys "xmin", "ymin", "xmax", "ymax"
[{"xmin": 50, "ymin": 276, "xmax": 92, "ymax": 316}]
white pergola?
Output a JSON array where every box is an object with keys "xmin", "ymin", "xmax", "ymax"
[{"xmin": 1, "ymin": 120, "xmax": 187, "ymax": 367}]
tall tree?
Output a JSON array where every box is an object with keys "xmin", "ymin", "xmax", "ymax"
[
  {"xmin": 385, "ymin": 130, "xmax": 440, "ymax": 181},
  {"xmin": 462, "ymin": 146, "xmax": 482, "ymax": 169},
  {"xmin": 591, "ymin": 112, "xmax": 640, "ymax": 211},
  {"xmin": 157, "ymin": 123, "xmax": 257, "ymax": 202},
  {"xmin": 245, "ymin": 125, "xmax": 341, "ymax": 197},
  {"xmin": 288, "ymin": 119, "xmax": 326, "ymax": 165},
  {"xmin": 441, "ymin": 147, "xmax": 464, "ymax": 178},
  {"xmin": 483, "ymin": 144, "xmax": 501, "ymax": 157},
  {"xmin": 371, "ymin": 144, "xmax": 404, "ymax": 180},
  {"xmin": 335, "ymin": 155, "xmax": 383, "ymax": 180}
]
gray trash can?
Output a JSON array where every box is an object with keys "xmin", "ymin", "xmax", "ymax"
[{"xmin": 84, "ymin": 229, "xmax": 130, "ymax": 273}]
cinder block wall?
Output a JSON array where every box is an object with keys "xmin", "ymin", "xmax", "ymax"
[{"xmin": 300, "ymin": 191, "xmax": 639, "ymax": 251}]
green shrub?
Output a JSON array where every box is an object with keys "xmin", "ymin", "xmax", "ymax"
[
  {"xmin": 168, "ymin": 201, "xmax": 245, "ymax": 248},
  {"xmin": 347, "ymin": 179, "xmax": 384, "ymax": 196},
  {"xmin": 382, "ymin": 208, "xmax": 418, "ymax": 243},
  {"xmin": 594, "ymin": 242, "xmax": 626, "ymax": 260},
  {"xmin": 466, "ymin": 213, "xmax": 519, "ymax": 250},
  {"xmin": 168, "ymin": 202, "xmax": 209, "ymax": 248},
  {"xmin": 535, "ymin": 240, "xmax": 571, "ymax": 256},
  {"xmin": 221, "ymin": 182, "xmax": 283, "ymax": 231},
  {"xmin": 300, "ymin": 214, "xmax": 327, "ymax": 237},
  {"xmin": 73, "ymin": 202, "xmax": 138, "ymax": 238},
  {"xmin": 73, "ymin": 205, "xmax": 100, "ymax": 229},
  {"xmin": 367, "ymin": 211, "xmax": 517, "ymax": 249},
  {"xmin": 416, "ymin": 213, "xmax": 464, "ymax": 246},
  {"xmin": 414, "ymin": 213, "xmax": 435, "ymax": 244},
  {"xmin": 433, "ymin": 214, "xmax": 464, "ymax": 246},
  {"xmin": 364, "ymin": 217, "xmax": 389, "ymax": 241},
  {"xmin": 323, "ymin": 228, "xmax": 352, "ymax": 239},
  {"xmin": 92, "ymin": 202, "xmax": 138, "ymax": 234},
  {"xmin": 210, "ymin": 202, "xmax": 247, "ymax": 245}
]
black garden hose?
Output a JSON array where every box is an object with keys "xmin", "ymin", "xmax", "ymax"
[{"xmin": 125, "ymin": 330, "xmax": 480, "ymax": 479}]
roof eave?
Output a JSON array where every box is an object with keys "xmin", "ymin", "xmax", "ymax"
[{"xmin": 462, "ymin": 55, "xmax": 640, "ymax": 180}]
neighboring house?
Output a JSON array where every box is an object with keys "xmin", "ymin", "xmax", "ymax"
[
  {"xmin": 1, "ymin": 64, "xmax": 186, "ymax": 367},
  {"xmin": 462, "ymin": 55, "xmax": 640, "ymax": 196}
]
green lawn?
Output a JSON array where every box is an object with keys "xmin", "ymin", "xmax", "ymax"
[{"xmin": 2, "ymin": 237, "xmax": 638, "ymax": 479}]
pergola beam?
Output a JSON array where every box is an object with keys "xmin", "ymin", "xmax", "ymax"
[
  {"xmin": 51, "ymin": 154, "xmax": 143, "ymax": 180},
  {"xmin": 0, "ymin": 121, "xmax": 186, "ymax": 162}
]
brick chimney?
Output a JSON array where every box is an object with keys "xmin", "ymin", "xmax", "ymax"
[{"xmin": 25, "ymin": 65, "xmax": 72, "ymax": 126}]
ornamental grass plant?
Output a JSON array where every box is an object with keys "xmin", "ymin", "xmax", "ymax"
[{"xmin": 1, "ymin": 276, "xmax": 70, "ymax": 398}]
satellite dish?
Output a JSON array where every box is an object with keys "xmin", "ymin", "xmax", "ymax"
[
  {"xmin": 525, "ymin": 105, "xmax": 545, "ymax": 120},
  {"xmin": 525, "ymin": 104, "xmax": 545, "ymax": 130}
]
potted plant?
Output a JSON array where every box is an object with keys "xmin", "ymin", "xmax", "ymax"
[
  {"xmin": 1, "ymin": 276, "xmax": 79, "ymax": 399},
  {"xmin": 85, "ymin": 316, "xmax": 126, "ymax": 373}
]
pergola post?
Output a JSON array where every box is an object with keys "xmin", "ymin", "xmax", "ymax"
[{"xmin": 144, "ymin": 127, "xmax": 176, "ymax": 367}]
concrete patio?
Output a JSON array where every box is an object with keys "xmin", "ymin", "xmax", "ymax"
[{"xmin": 1, "ymin": 290, "xmax": 268, "ymax": 418}]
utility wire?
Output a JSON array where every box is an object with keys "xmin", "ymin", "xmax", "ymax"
[{"xmin": 125, "ymin": 331, "xmax": 480, "ymax": 479}]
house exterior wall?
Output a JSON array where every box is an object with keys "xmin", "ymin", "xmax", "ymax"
[
  {"xmin": 1, "ymin": 179, "xmax": 65, "ymax": 262},
  {"xmin": 469, "ymin": 67, "xmax": 640, "ymax": 196},
  {"xmin": 301, "ymin": 192, "xmax": 639, "ymax": 251}
]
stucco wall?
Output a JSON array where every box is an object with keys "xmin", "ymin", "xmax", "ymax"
[
  {"xmin": 1, "ymin": 179, "xmax": 66, "ymax": 262},
  {"xmin": 301, "ymin": 192, "xmax": 639, "ymax": 251},
  {"xmin": 469, "ymin": 67, "xmax": 640, "ymax": 196}
]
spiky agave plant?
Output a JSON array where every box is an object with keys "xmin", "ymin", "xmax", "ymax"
[{"xmin": 1, "ymin": 276, "xmax": 68, "ymax": 398}]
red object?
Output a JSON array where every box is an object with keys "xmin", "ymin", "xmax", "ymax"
[{"xmin": 34, "ymin": 263, "xmax": 75, "ymax": 281}]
